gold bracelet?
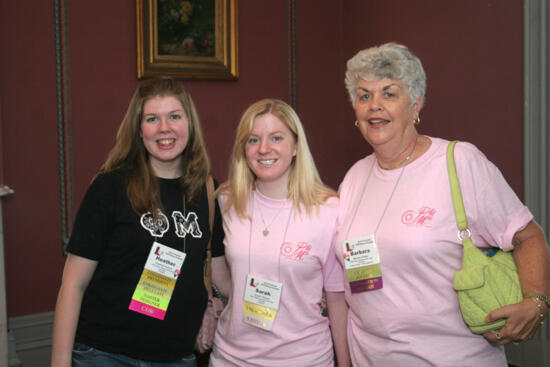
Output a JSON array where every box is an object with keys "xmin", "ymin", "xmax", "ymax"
[
  {"xmin": 527, "ymin": 293, "xmax": 550, "ymax": 308},
  {"xmin": 529, "ymin": 297, "xmax": 546, "ymax": 325}
]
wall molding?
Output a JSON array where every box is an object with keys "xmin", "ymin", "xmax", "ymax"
[
  {"xmin": 524, "ymin": 0, "xmax": 549, "ymax": 233},
  {"xmin": 54, "ymin": 0, "xmax": 74, "ymax": 252},
  {"xmin": 510, "ymin": 1, "xmax": 550, "ymax": 366},
  {"xmin": 0, "ymin": 194, "xmax": 13, "ymax": 367},
  {"xmin": 287, "ymin": 0, "xmax": 297, "ymax": 110}
]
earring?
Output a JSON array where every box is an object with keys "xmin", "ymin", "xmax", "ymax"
[
  {"xmin": 354, "ymin": 120, "xmax": 359, "ymax": 127},
  {"xmin": 413, "ymin": 117, "xmax": 420, "ymax": 125}
]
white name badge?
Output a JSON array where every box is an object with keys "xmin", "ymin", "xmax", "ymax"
[
  {"xmin": 343, "ymin": 234, "xmax": 383, "ymax": 293},
  {"xmin": 128, "ymin": 242, "xmax": 186, "ymax": 320},
  {"xmin": 242, "ymin": 274, "xmax": 283, "ymax": 331},
  {"xmin": 144, "ymin": 242, "xmax": 186, "ymax": 277}
]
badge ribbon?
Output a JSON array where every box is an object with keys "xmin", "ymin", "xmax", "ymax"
[{"xmin": 129, "ymin": 242, "xmax": 186, "ymax": 320}]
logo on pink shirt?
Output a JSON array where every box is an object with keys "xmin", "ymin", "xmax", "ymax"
[
  {"xmin": 401, "ymin": 206, "xmax": 436, "ymax": 227},
  {"xmin": 280, "ymin": 241, "xmax": 312, "ymax": 262}
]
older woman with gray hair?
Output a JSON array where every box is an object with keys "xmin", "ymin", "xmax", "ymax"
[{"xmin": 333, "ymin": 42, "xmax": 549, "ymax": 366}]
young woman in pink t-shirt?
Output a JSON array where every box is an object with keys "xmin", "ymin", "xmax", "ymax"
[{"xmin": 210, "ymin": 99, "xmax": 350, "ymax": 367}]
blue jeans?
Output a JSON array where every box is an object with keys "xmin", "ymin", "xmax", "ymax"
[{"xmin": 72, "ymin": 343, "xmax": 197, "ymax": 367}]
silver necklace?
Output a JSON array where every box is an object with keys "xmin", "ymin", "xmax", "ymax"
[
  {"xmin": 345, "ymin": 136, "xmax": 418, "ymax": 239},
  {"xmin": 258, "ymin": 202, "xmax": 285, "ymax": 236},
  {"xmin": 248, "ymin": 195, "xmax": 293, "ymax": 281}
]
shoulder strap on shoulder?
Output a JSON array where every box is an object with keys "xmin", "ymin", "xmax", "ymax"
[
  {"xmin": 447, "ymin": 140, "xmax": 469, "ymax": 231},
  {"xmin": 206, "ymin": 176, "xmax": 215, "ymax": 237},
  {"xmin": 204, "ymin": 176, "xmax": 215, "ymax": 296}
]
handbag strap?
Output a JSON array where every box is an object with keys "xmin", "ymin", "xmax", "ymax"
[
  {"xmin": 204, "ymin": 176, "xmax": 215, "ymax": 298},
  {"xmin": 446, "ymin": 140, "xmax": 470, "ymax": 234}
]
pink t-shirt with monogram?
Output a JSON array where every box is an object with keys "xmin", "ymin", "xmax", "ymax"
[
  {"xmin": 210, "ymin": 190, "xmax": 344, "ymax": 367},
  {"xmin": 334, "ymin": 137, "xmax": 533, "ymax": 367}
]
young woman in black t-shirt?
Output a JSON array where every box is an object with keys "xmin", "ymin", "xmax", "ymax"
[{"xmin": 51, "ymin": 77, "xmax": 230, "ymax": 367}]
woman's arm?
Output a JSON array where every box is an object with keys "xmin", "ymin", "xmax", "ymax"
[
  {"xmin": 51, "ymin": 254, "xmax": 98, "ymax": 367},
  {"xmin": 212, "ymin": 256, "xmax": 231, "ymax": 298},
  {"xmin": 513, "ymin": 220, "xmax": 550, "ymax": 298},
  {"xmin": 484, "ymin": 220, "xmax": 550, "ymax": 344},
  {"xmin": 326, "ymin": 291, "xmax": 351, "ymax": 367}
]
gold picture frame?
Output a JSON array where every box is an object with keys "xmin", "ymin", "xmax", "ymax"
[{"xmin": 137, "ymin": 0, "xmax": 238, "ymax": 80}]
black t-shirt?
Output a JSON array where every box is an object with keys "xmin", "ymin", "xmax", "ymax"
[{"xmin": 66, "ymin": 169, "xmax": 224, "ymax": 361}]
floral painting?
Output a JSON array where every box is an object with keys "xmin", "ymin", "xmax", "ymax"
[
  {"xmin": 137, "ymin": 0, "xmax": 238, "ymax": 80},
  {"xmin": 157, "ymin": 0, "xmax": 215, "ymax": 57}
]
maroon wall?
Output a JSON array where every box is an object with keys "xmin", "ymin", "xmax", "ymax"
[
  {"xmin": 295, "ymin": 2, "xmax": 361, "ymax": 190},
  {"xmin": 341, "ymin": 0, "xmax": 524, "ymax": 195},
  {"xmin": 0, "ymin": 99, "xmax": 3, "ymax": 185},
  {"xmin": 0, "ymin": 0, "xmax": 62, "ymax": 317},
  {"xmin": 0, "ymin": 0, "xmax": 524, "ymax": 317}
]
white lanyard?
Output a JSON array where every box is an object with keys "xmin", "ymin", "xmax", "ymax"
[
  {"xmin": 344, "ymin": 159, "xmax": 407, "ymax": 240},
  {"xmin": 247, "ymin": 191, "xmax": 293, "ymax": 282},
  {"xmin": 345, "ymin": 138, "xmax": 417, "ymax": 239}
]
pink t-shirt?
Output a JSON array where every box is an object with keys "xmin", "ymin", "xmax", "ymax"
[
  {"xmin": 334, "ymin": 137, "xmax": 532, "ymax": 367},
  {"xmin": 211, "ymin": 190, "xmax": 344, "ymax": 367}
]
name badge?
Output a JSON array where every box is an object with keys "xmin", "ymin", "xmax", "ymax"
[
  {"xmin": 242, "ymin": 274, "xmax": 282, "ymax": 331},
  {"xmin": 128, "ymin": 242, "xmax": 186, "ymax": 320},
  {"xmin": 343, "ymin": 234, "xmax": 383, "ymax": 293}
]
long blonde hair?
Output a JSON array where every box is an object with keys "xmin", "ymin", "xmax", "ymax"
[
  {"xmin": 101, "ymin": 77, "xmax": 210, "ymax": 214},
  {"xmin": 219, "ymin": 99, "xmax": 336, "ymax": 218}
]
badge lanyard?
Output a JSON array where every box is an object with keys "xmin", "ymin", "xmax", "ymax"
[
  {"xmin": 342, "ymin": 158, "xmax": 408, "ymax": 293},
  {"xmin": 346, "ymin": 137, "xmax": 417, "ymax": 238},
  {"xmin": 242, "ymin": 192, "xmax": 292, "ymax": 330},
  {"xmin": 128, "ymin": 195, "xmax": 187, "ymax": 320},
  {"xmin": 247, "ymin": 193, "xmax": 292, "ymax": 281},
  {"xmin": 345, "ymin": 159, "xmax": 407, "ymax": 240}
]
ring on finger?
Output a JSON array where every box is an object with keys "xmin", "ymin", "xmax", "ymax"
[{"xmin": 495, "ymin": 332, "xmax": 502, "ymax": 340}]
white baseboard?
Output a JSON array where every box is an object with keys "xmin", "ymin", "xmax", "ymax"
[{"xmin": 8, "ymin": 311, "xmax": 53, "ymax": 367}]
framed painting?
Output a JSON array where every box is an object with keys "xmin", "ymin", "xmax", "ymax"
[{"xmin": 137, "ymin": 0, "xmax": 238, "ymax": 80}]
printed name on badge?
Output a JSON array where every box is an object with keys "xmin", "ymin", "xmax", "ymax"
[
  {"xmin": 242, "ymin": 274, "xmax": 283, "ymax": 331},
  {"xmin": 129, "ymin": 242, "xmax": 186, "ymax": 320},
  {"xmin": 343, "ymin": 234, "xmax": 383, "ymax": 293}
]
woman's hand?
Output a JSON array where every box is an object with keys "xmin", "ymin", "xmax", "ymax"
[
  {"xmin": 483, "ymin": 297, "xmax": 547, "ymax": 344},
  {"xmin": 211, "ymin": 256, "xmax": 231, "ymax": 298},
  {"xmin": 483, "ymin": 220, "xmax": 549, "ymax": 345}
]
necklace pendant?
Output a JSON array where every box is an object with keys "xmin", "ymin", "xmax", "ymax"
[{"xmin": 263, "ymin": 229, "xmax": 269, "ymax": 236}]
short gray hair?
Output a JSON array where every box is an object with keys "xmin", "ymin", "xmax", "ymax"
[{"xmin": 345, "ymin": 43, "xmax": 426, "ymax": 108}]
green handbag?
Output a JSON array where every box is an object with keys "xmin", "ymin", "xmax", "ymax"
[{"xmin": 447, "ymin": 140, "xmax": 524, "ymax": 334}]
